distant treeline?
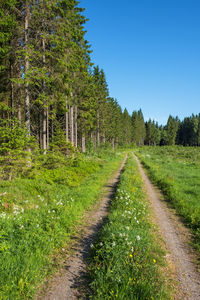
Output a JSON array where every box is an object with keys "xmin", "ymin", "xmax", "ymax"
[
  {"xmin": 0, "ymin": 1, "xmax": 199, "ymax": 155},
  {"xmin": 132, "ymin": 111, "xmax": 200, "ymax": 146}
]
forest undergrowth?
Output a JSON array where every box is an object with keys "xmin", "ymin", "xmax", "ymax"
[{"xmin": 0, "ymin": 147, "xmax": 125, "ymax": 299}]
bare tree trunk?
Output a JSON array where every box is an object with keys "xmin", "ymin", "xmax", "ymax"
[
  {"xmin": 97, "ymin": 110, "xmax": 100, "ymax": 146},
  {"xmin": 24, "ymin": 0, "xmax": 30, "ymax": 136},
  {"xmin": 42, "ymin": 25, "xmax": 47, "ymax": 153},
  {"xmin": 82, "ymin": 134, "xmax": 86, "ymax": 153},
  {"xmin": 93, "ymin": 132, "xmax": 96, "ymax": 148},
  {"xmin": 65, "ymin": 99, "xmax": 69, "ymax": 142},
  {"xmin": 43, "ymin": 108, "xmax": 47, "ymax": 152},
  {"xmin": 70, "ymin": 106, "xmax": 74, "ymax": 145},
  {"xmin": 17, "ymin": 84, "xmax": 22, "ymax": 123},
  {"xmin": 102, "ymin": 132, "xmax": 106, "ymax": 144},
  {"xmin": 17, "ymin": 102, "xmax": 22, "ymax": 123},
  {"xmin": 112, "ymin": 137, "xmax": 115, "ymax": 150},
  {"xmin": 51, "ymin": 117, "xmax": 54, "ymax": 140},
  {"xmin": 47, "ymin": 107, "xmax": 49, "ymax": 149},
  {"xmin": 10, "ymin": 62, "xmax": 14, "ymax": 117},
  {"xmin": 74, "ymin": 105, "xmax": 78, "ymax": 148},
  {"xmin": 37, "ymin": 113, "xmax": 40, "ymax": 145}
]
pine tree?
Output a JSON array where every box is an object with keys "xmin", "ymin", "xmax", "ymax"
[
  {"xmin": 122, "ymin": 108, "xmax": 132, "ymax": 144},
  {"xmin": 131, "ymin": 109, "xmax": 146, "ymax": 145},
  {"xmin": 165, "ymin": 115, "xmax": 179, "ymax": 145}
]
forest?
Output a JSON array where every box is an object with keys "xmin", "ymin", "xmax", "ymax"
[{"xmin": 1, "ymin": 0, "xmax": 200, "ymax": 163}]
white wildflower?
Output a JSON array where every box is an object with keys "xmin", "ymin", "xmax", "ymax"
[
  {"xmin": 0, "ymin": 212, "xmax": 6, "ymax": 219},
  {"xmin": 0, "ymin": 192, "xmax": 7, "ymax": 196},
  {"xmin": 136, "ymin": 235, "xmax": 141, "ymax": 241}
]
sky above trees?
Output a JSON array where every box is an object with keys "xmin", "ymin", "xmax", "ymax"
[{"xmin": 81, "ymin": 0, "xmax": 200, "ymax": 125}]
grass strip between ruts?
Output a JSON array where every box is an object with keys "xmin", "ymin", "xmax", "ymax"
[{"xmin": 88, "ymin": 153, "xmax": 171, "ymax": 300}]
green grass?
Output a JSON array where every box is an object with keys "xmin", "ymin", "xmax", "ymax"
[
  {"xmin": 88, "ymin": 154, "xmax": 171, "ymax": 300},
  {"xmin": 135, "ymin": 146, "xmax": 200, "ymax": 253},
  {"xmin": 0, "ymin": 150, "xmax": 125, "ymax": 299}
]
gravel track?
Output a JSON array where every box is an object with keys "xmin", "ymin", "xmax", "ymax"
[
  {"xmin": 134, "ymin": 153, "xmax": 200, "ymax": 300},
  {"xmin": 36, "ymin": 153, "xmax": 200, "ymax": 300}
]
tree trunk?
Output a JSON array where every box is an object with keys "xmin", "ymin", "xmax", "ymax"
[
  {"xmin": 43, "ymin": 108, "xmax": 47, "ymax": 153},
  {"xmin": 70, "ymin": 106, "xmax": 74, "ymax": 145},
  {"xmin": 112, "ymin": 137, "xmax": 115, "ymax": 150},
  {"xmin": 97, "ymin": 110, "xmax": 100, "ymax": 146},
  {"xmin": 17, "ymin": 84, "xmax": 22, "ymax": 123},
  {"xmin": 102, "ymin": 132, "xmax": 106, "ymax": 144},
  {"xmin": 93, "ymin": 132, "xmax": 96, "ymax": 148},
  {"xmin": 10, "ymin": 62, "xmax": 14, "ymax": 117},
  {"xmin": 82, "ymin": 134, "xmax": 86, "ymax": 153},
  {"xmin": 74, "ymin": 105, "xmax": 78, "ymax": 148},
  {"xmin": 65, "ymin": 99, "xmax": 69, "ymax": 142},
  {"xmin": 24, "ymin": 0, "xmax": 30, "ymax": 136},
  {"xmin": 42, "ymin": 23, "xmax": 47, "ymax": 153},
  {"xmin": 47, "ymin": 107, "xmax": 49, "ymax": 149}
]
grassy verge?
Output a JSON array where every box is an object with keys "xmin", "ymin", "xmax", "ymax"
[
  {"xmin": 135, "ymin": 146, "xmax": 200, "ymax": 253},
  {"xmin": 88, "ymin": 154, "xmax": 171, "ymax": 300},
  {"xmin": 0, "ymin": 150, "xmax": 125, "ymax": 299}
]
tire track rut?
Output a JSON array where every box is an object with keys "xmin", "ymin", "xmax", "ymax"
[
  {"xmin": 35, "ymin": 155, "xmax": 127, "ymax": 300},
  {"xmin": 134, "ymin": 153, "xmax": 200, "ymax": 300}
]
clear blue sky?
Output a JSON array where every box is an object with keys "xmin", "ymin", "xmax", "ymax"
[{"xmin": 81, "ymin": 0, "xmax": 200, "ymax": 125}]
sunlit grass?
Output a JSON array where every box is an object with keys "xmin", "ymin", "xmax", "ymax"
[
  {"xmin": 88, "ymin": 154, "xmax": 171, "ymax": 299},
  {"xmin": 135, "ymin": 146, "xmax": 200, "ymax": 252},
  {"xmin": 0, "ymin": 150, "xmax": 125, "ymax": 299}
]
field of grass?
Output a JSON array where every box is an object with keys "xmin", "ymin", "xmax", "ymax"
[
  {"xmin": 0, "ymin": 150, "xmax": 125, "ymax": 299},
  {"xmin": 135, "ymin": 146, "xmax": 200, "ymax": 252},
  {"xmin": 88, "ymin": 154, "xmax": 171, "ymax": 299}
]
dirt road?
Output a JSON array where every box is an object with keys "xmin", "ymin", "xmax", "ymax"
[
  {"xmin": 36, "ymin": 154, "xmax": 200, "ymax": 300},
  {"xmin": 134, "ymin": 154, "xmax": 200, "ymax": 300},
  {"xmin": 35, "ymin": 155, "xmax": 127, "ymax": 300}
]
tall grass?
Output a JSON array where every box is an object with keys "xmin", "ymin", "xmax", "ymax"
[
  {"xmin": 0, "ymin": 150, "xmax": 125, "ymax": 299},
  {"xmin": 135, "ymin": 146, "xmax": 200, "ymax": 253},
  {"xmin": 88, "ymin": 154, "xmax": 171, "ymax": 299}
]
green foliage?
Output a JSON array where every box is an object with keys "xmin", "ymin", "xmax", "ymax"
[
  {"xmin": 89, "ymin": 155, "xmax": 171, "ymax": 299},
  {"xmin": 165, "ymin": 115, "xmax": 179, "ymax": 145},
  {"xmin": 131, "ymin": 109, "xmax": 146, "ymax": 145},
  {"xmin": 0, "ymin": 119, "xmax": 34, "ymax": 154},
  {"xmin": 0, "ymin": 149, "xmax": 124, "ymax": 299},
  {"xmin": 0, "ymin": 119, "xmax": 37, "ymax": 180},
  {"xmin": 50, "ymin": 127, "xmax": 76, "ymax": 155}
]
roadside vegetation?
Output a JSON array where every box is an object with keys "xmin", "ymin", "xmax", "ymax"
[
  {"xmin": 135, "ymin": 146, "xmax": 200, "ymax": 253},
  {"xmin": 0, "ymin": 147, "xmax": 125, "ymax": 299},
  {"xmin": 88, "ymin": 154, "xmax": 171, "ymax": 299}
]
